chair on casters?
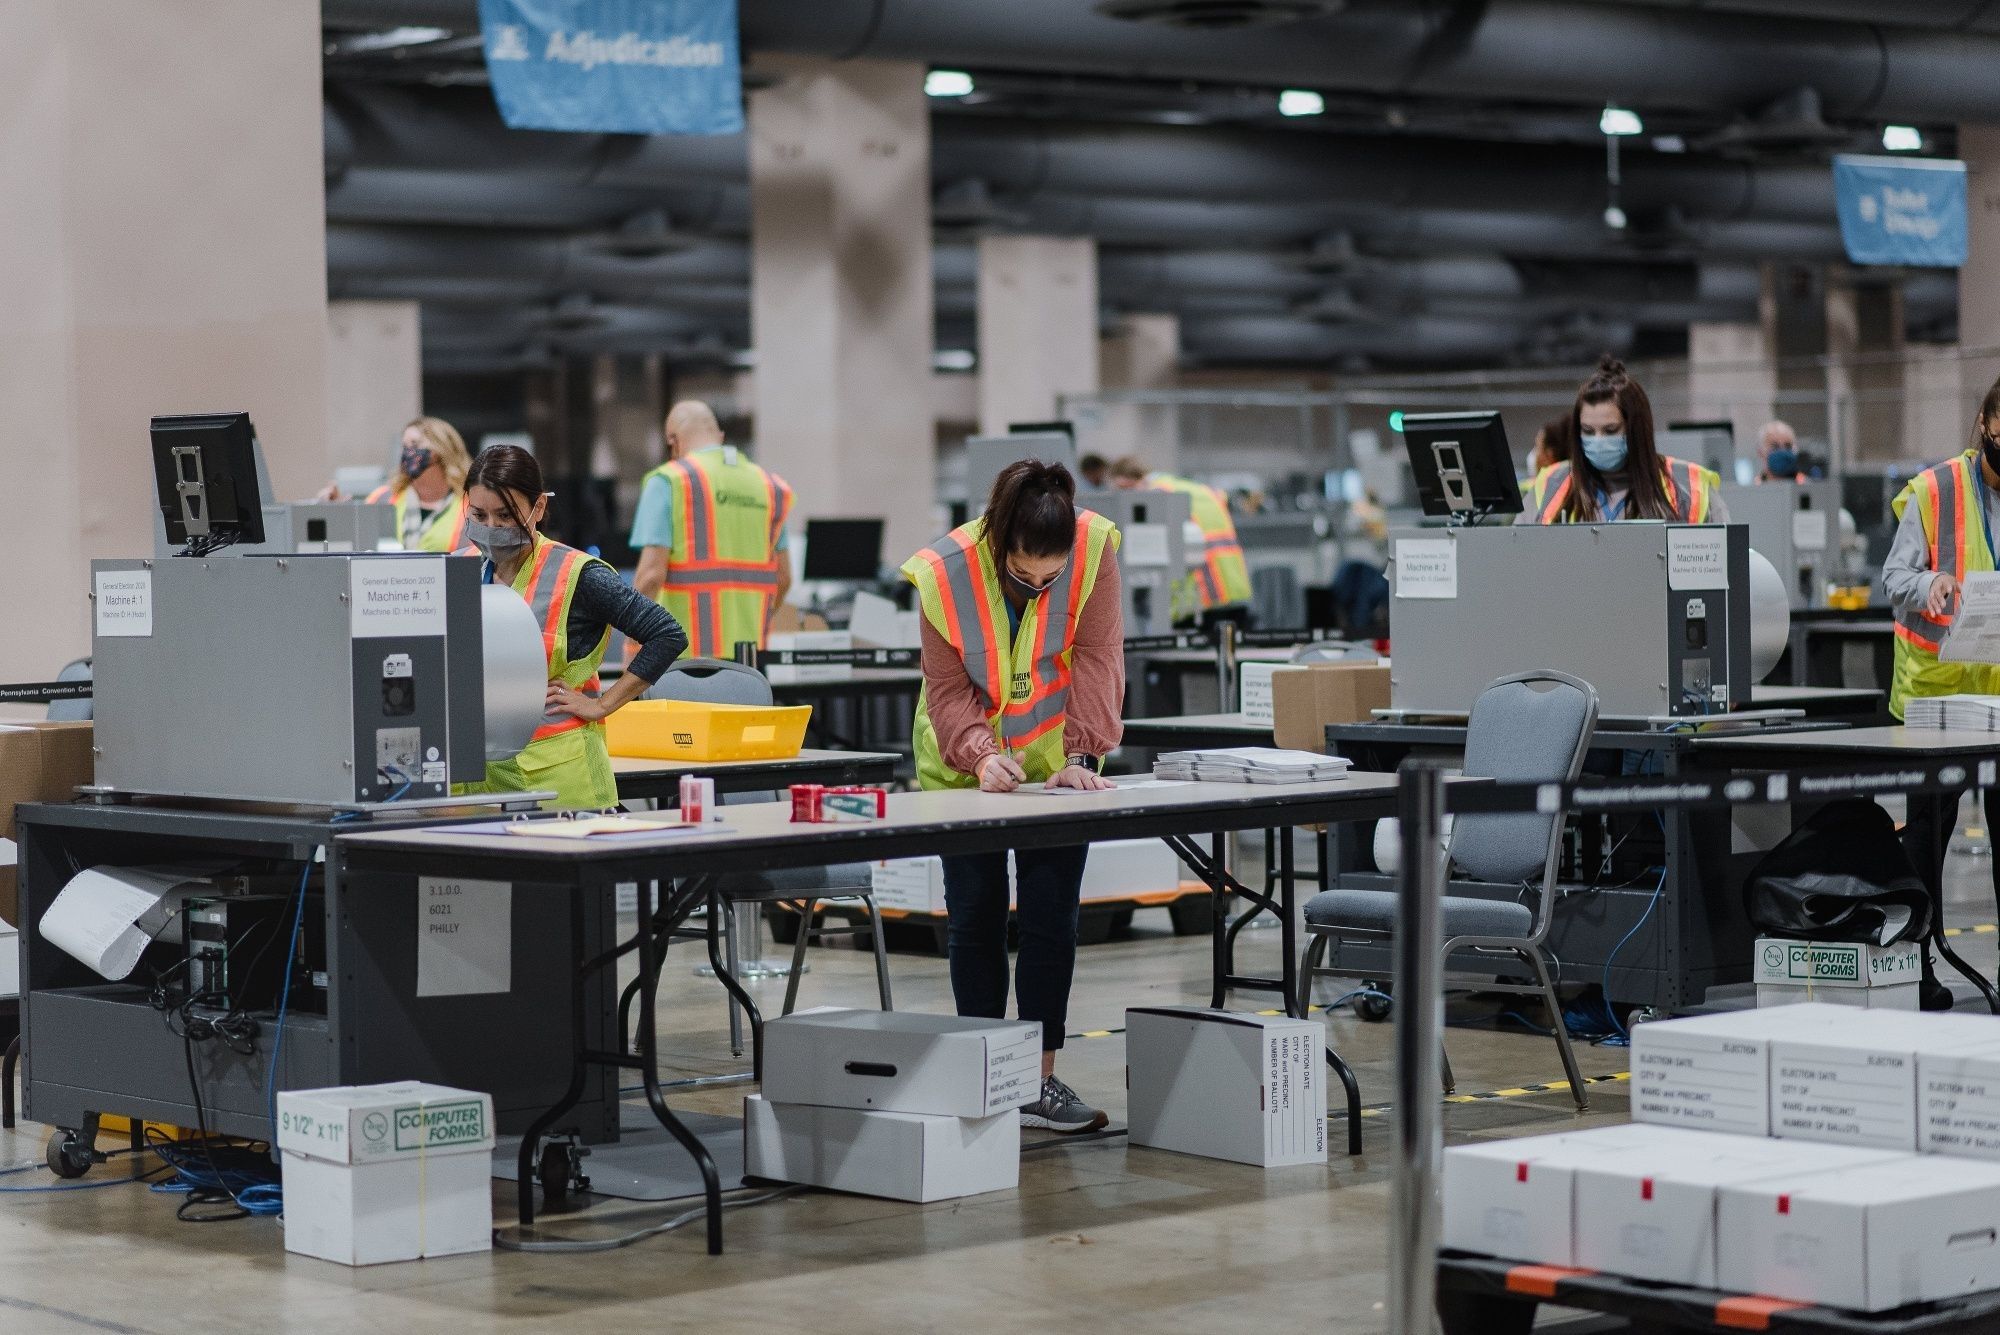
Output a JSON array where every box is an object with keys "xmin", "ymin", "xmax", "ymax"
[
  {"xmin": 1299, "ymin": 670, "xmax": 1599, "ymax": 1113},
  {"xmin": 630, "ymin": 658, "xmax": 892, "ymax": 1074}
]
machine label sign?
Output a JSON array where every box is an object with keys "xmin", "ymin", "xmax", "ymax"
[
  {"xmin": 1666, "ymin": 528, "xmax": 1728, "ymax": 591},
  {"xmin": 94, "ymin": 569, "xmax": 153, "ymax": 637},
  {"xmin": 1394, "ymin": 539, "xmax": 1457, "ymax": 599},
  {"xmin": 416, "ymin": 877, "xmax": 513, "ymax": 997},
  {"xmin": 350, "ymin": 558, "xmax": 447, "ymax": 638}
]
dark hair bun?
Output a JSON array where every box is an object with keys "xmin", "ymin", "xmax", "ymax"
[{"xmin": 1594, "ymin": 354, "xmax": 1628, "ymax": 379}]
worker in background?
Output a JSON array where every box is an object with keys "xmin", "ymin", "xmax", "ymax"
[
  {"xmin": 1522, "ymin": 356, "xmax": 1729, "ymax": 524},
  {"xmin": 1109, "ymin": 455, "xmax": 1251, "ymax": 617},
  {"xmin": 1519, "ymin": 412, "xmax": 1573, "ymax": 496},
  {"xmin": 905, "ymin": 460, "xmax": 1124, "ymax": 1135},
  {"xmin": 1881, "ymin": 376, "xmax": 2000, "ymax": 999},
  {"xmin": 1077, "ymin": 453, "xmax": 1109, "ymax": 488},
  {"xmin": 459, "ymin": 445, "xmax": 687, "ymax": 809},
  {"xmin": 630, "ymin": 400, "xmax": 794, "ymax": 660},
  {"xmin": 1758, "ymin": 420, "xmax": 1802, "ymax": 482},
  {"xmin": 323, "ymin": 416, "xmax": 474, "ymax": 551}
]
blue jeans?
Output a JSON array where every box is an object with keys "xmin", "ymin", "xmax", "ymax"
[{"xmin": 941, "ymin": 845, "xmax": 1089, "ymax": 1052}]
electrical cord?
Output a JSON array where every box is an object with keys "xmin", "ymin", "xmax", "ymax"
[{"xmin": 492, "ymin": 1184, "xmax": 809, "ymax": 1253}]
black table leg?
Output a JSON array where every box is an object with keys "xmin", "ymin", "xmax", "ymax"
[
  {"xmin": 633, "ymin": 875, "xmax": 724, "ymax": 1256},
  {"xmin": 704, "ymin": 885, "xmax": 765, "ymax": 1082},
  {"xmin": 1919, "ymin": 791, "xmax": 2000, "ymax": 1014},
  {"xmin": 1278, "ymin": 826, "xmax": 1299, "ymax": 1019},
  {"xmin": 2, "ymin": 1033, "xmax": 18, "ymax": 1130},
  {"xmin": 1167, "ymin": 831, "xmax": 1297, "ymax": 1012},
  {"xmin": 517, "ymin": 888, "xmax": 593, "ymax": 1229}
]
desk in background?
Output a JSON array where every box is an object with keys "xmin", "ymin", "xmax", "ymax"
[{"xmin": 769, "ymin": 668, "xmax": 922, "ymax": 755}]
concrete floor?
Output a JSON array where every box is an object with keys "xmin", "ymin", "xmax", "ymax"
[{"xmin": 2, "ymin": 853, "xmax": 1996, "ymax": 1335}]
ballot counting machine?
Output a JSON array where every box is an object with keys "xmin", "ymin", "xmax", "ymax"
[
  {"xmin": 1388, "ymin": 522, "xmax": 1770, "ymax": 720},
  {"xmin": 89, "ymin": 553, "xmax": 546, "ymax": 807},
  {"xmin": 1079, "ymin": 486, "xmax": 1196, "ymax": 637},
  {"xmin": 1718, "ymin": 480, "xmax": 1849, "ymax": 609}
]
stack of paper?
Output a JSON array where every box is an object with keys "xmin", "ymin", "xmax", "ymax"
[
  {"xmin": 1904, "ymin": 694, "xmax": 2000, "ymax": 730},
  {"xmin": 1153, "ymin": 747, "xmax": 1352, "ymax": 784}
]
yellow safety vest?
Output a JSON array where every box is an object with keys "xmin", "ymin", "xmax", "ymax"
[
  {"xmin": 641, "ymin": 447, "xmax": 794, "ymax": 659},
  {"xmin": 1889, "ymin": 451, "xmax": 2000, "ymax": 719},
  {"xmin": 902, "ymin": 511, "xmax": 1120, "ymax": 791},
  {"xmin": 1147, "ymin": 473, "xmax": 1252, "ymax": 610},
  {"xmin": 1523, "ymin": 457, "xmax": 1719, "ymax": 524},
  {"xmin": 456, "ymin": 534, "xmax": 618, "ymax": 810},
  {"xmin": 364, "ymin": 484, "xmax": 468, "ymax": 553}
]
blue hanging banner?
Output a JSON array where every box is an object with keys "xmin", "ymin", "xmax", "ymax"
[
  {"xmin": 478, "ymin": 0, "xmax": 742, "ymax": 136},
  {"xmin": 1832, "ymin": 154, "xmax": 1967, "ymax": 268}
]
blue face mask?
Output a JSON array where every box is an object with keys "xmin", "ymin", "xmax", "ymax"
[
  {"xmin": 1765, "ymin": 447, "xmax": 1799, "ymax": 478},
  {"xmin": 1582, "ymin": 435, "xmax": 1628, "ymax": 472}
]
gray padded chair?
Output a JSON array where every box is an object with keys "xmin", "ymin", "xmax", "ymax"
[
  {"xmin": 644, "ymin": 658, "xmax": 892, "ymax": 1022},
  {"xmin": 1299, "ymin": 670, "xmax": 1599, "ymax": 1110},
  {"xmin": 47, "ymin": 658, "xmax": 91, "ymax": 722}
]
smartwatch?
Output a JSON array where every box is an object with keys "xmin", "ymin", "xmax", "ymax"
[{"xmin": 1066, "ymin": 753, "xmax": 1103, "ymax": 773}]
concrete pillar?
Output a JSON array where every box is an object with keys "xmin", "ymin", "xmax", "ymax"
[
  {"xmin": 1824, "ymin": 270, "xmax": 1906, "ymax": 465},
  {"xmin": 977, "ymin": 235, "xmax": 1100, "ymax": 437},
  {"xmin": 1686, "ymin": 321, "xmax": 1775, "ymax": 470},
  {"xmin": 1764, "ymin": 262, "xmax": 1833, "ymax": 452},
  {"xmin": 749, "ymin": 56, "xmax": 936, "ymax": 562},
  {"xmin": 326, "ymin": 300, "xmax": 421, "ymax": 482},
  {"xmin": 1091, "ymin": 313, "xmax": 1181, "ymax": 472},
  {"xmin": 1959, "ymin": 125, "xmax": 2000, "ymax": 407},
  {"xmin": 0, "ymin": 2, "xmax": 328, "ymax": 681}
]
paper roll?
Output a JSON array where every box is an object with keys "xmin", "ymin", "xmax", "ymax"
[
  {"xmin": 40, "ymin": 865, "xmax": 204, "ymax": 981},
  {"xmin": 481, "ymin": 584, "xmax": 548, "ymax": 762}
]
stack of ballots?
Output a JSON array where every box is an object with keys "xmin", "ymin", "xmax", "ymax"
[
  {"xmin": 1904, "ymin": 694, "xmax": 2000, "ymax": 730},
  {"xmin": 1154, "ymin": 746, "xmax": 1352, "ymax": 784}
]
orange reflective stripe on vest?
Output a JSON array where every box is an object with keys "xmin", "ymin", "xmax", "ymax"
[
  {"xmin": 521, "ymin": 542, "xmax": 598, "ymax": 743},
  {"xmin": 1895, "ymin": 464, "xmax": 1961, "ymax": 654},
  {"xmin": 652, "ymin": 451, "xmax": 790, "ymax": 657}
]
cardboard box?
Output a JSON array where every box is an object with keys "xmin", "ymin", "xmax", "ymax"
[
  {"xmin": 0, "ymin": 722, "xmax": 94, "ymax": 926},
  {"xmin": 1271, "ymin": 663, "xmax": 1390, "ymax": 752},
  {"xmin": 1717, "ymin": 1154, "xmax": 2000, "ymax": 1311},
  {"xmin": 767, "ymin": 630, "xmax": 853, "ymax": 685},
  {"xmin": 1756, "ymin": 982, "xmax": 1921, "ymax": 1010},
  {"xmin": 1125, "ymin": 1007, "xmax": 1325, "ymax": 1167},
  {"xmin": 1753, "ymin": 937, "xmax": 1924, "ymax": 990},
  {"xmin": 761, "ymin": 1008, "xmax": 1042, "ymax": 1117},
  {"xmin": 1919, "ymin": 1027, "xmax": 2000, "ymax": 1160},
  {"xmin": 1573, "ymin": 1133, "xmax": 1904, "ymax": 1287},
  {"xmin": 1768, "ymin": 1011, "xmax": 2000, "ymax": 1151},
  {"xmin": 277, "ymin": 1082, "xmax": 494, "ymax": 1266},
  {"xmin": 1630, "ymin": 1003, "xmax": 1855, "ymax": 1137},
  {"xmin": 1238, "ymin": 662, "xmax": 1288, "ymax": 726},
  {"xmin": 743, "ymin": 1095, "xmax": 1018, "ymax": 1202},
  {"xmin": 1443, "ymin": 1124, "xmax": 1714, "ymax": 1266}
]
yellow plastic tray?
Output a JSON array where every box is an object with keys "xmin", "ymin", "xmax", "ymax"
[{"xmin": 606, "ymin": 699, "xmax": 812, "ymax": 762}]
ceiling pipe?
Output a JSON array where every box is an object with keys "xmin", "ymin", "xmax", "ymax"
[
  {"xmin": 324, "ymin": 84, "xmax": 1835, "ymax": 224},
  {"xmin": 327, "ymin": 0, "xmax": 2000, "ymax": 121}
]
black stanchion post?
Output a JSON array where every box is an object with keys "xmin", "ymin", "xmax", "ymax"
[{"xmin": 1391, "ymin": 759, "xmax": 1448, "ymax": 1335}]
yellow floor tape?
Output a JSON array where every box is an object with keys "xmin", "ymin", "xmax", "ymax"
[{"xmin": 1945, "ymin": 924, "xmax": 2000, "ymax": 937}]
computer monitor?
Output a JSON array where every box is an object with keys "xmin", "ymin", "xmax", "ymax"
[
  {"xmin": 150, "ymin": 412, "xmax": 267, "ymax": 554},
  {"xmin": 802, "ymin": 518, "xmax": 885, "ymax": 581},
  {"xmin": 1400, "ymin": 410, "xmax": 1521, "ymax": 523}
]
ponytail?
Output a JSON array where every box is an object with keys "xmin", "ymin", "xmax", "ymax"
[{"xmin": 986, "ymin": 459, "xmax": 1078, "ymax": 559}]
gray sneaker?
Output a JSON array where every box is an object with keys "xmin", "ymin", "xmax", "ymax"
[{"xmin": 1019, "ymin": 1074, "xmax": 1108, "ymax": 1133}]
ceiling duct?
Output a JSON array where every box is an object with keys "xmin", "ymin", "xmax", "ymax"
[
  {"xmin": 1695, "ymin": 87, "xmax": 1855, "ymax": 157},
  {"xmin": 1092, "ymin": 0, "xmax": 1345, "ymax": 29}
]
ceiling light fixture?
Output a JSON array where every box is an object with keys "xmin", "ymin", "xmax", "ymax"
[
  {"xmin": 1599, "ymin": 105, "xmax": 1644, "ymax": 137},
  {"xmin": 1882, "ymin": 124, "xmax": 1923, "ymax": 152},
  {"xmin": 925, "ymin": 70, "xmax": 975, "ymax": 98},
  {"xmin": 1278, "ymin": 89, "xmax": 1325, "ymax": 118}
]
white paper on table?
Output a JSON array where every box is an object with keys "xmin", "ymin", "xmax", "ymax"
[
  {"xmin": 40, "ymin": 866, "xmax": 206, "ymax": 981},
  {"xmin": 1940, "ymin": 571, "xmax": 2000, "ymax": 664}
]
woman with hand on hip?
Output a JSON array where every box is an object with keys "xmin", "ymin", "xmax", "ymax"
[{"xmin": 904, "ymin": 459, "xmax": 1125, "ymax": 1133}]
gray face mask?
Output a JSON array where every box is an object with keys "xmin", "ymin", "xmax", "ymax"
[{"xmin": 463, "ymin": 519, "xmax": 530, "ymax": 561}]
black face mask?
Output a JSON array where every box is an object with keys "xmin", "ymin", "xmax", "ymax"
[{"xmin": 1985, "ymin": 435, "xmax": 2000, "ymax": 476}]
